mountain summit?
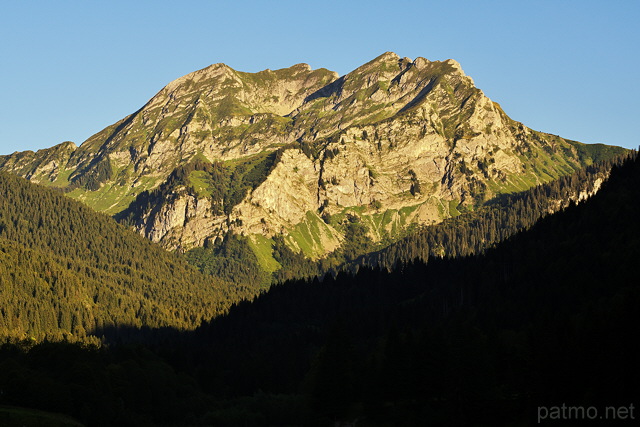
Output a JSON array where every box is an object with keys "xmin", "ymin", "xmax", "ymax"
[{"xmin": 0, "ymin": 52, "xmax": 626, "ymax": 259}]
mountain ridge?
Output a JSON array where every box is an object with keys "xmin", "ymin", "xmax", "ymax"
[{"xmin": 0, "ymin": 52, "xmax": 628, "ymax": 262}]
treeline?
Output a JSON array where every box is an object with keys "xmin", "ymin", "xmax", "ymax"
[
  {"xmin": 0, "ymin": 171, "xmax": 246, "ymax": 342},
  {"xmin": 1, "ymin": 149, "xmax": 637, "ymax": 425}
]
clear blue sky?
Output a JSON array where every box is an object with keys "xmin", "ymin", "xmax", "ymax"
[{"xmin": 1, "ymin": 0, "xmax": 638, "ymax": 155}]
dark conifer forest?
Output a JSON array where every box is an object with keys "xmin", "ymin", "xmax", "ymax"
[
  {"xmin": 0, "ymin": 171, "xmax": 253, "ymax": 342},
  {"xmin": 1, "ymin": 152, "xmax": 639, "ymax": 425}
]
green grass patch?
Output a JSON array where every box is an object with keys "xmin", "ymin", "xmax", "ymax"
[
  {"xmin": 47, "ymin": 168, "xmax": 74, "ymax": 187},
  {"xmin": 345, "ymin": 205, "xmax": 367, "ymax": 215},
  {"xmin": 285, "ymin": 211, "xmax": 338, "ymax": 258},
  {"xmin": 247, "ymin": 234, "xmax": 281, "ymax": 273},
  {"xmin": 368, "ymin": 210, "xmax": 387, "ymax": 230},
  {"xmin": 327, "ymin": 211, "xmax": 347, "ymax": 228},
  {"xmin": 67, "ymin": 175, "xmax": 163, "ymax": 215},
  {"xmin": 565, "ymin": 140, "xmax": 629, "ymax": 164},
  {"xmin": 379, "ymin": 208, "xmax": 398, "ymax": 230},
  {"xmin": 398, "ymin": 203, "xmax": 420, "ymax": 219},
  {"xmin": 68, "ymin": 184, "xmax": 130, "ymax": 214},
  {"xmin": 222, "ymin": 149, "xmax": 273, "ymax": 169},
  {"xmin": 448, "ymin": 199, "xmax": 461, "ymax": 216},
  {"xmin": 272, "ymin": 115, "xmax": 293, "ymax": 125},
  {"xmin": 189, "ymin": 170, "xmax": 213, "ymax": 198},
  {"xmin": 286, "ymin": 224, "xmax": 315, "ymax": 257},
  {"xmin": 435, "ymin": 198, "xmax": 448, "ymax": 217}
]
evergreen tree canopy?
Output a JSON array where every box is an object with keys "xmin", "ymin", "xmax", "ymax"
[{"xmin": 0, "ymin": 172, "xmax": 246, "ymax": 342}]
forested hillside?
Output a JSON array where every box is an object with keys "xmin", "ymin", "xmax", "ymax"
[
  {"xmin": 0, "ymin": 172, "xmax": 245, "ymax": 342},
  {"xmin": 0, "ymin": 151, "xmax": 636, "ymax": 424}
]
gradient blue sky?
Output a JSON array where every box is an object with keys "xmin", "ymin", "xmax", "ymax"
[{"xmin": 1, "ymin": 0, "xmax": 638, "ymax": 155}]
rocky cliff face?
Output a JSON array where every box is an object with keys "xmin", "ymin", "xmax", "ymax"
[{"xmin": 0, "ymin": 52, "xmax": 626, "ymax": 256}]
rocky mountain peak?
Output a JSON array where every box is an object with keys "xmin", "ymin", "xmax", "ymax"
[
  {"xmin": 444, "ymin": 58, "xmax": 462, "ymax": 69},
  {"xmin": 412, "ymin": 56, "xmax": 429, "ymax": 68},
  {"xmin": 162, "ymin": 62, "xmax": 234, "ymax": 93},
  {"xmin": 371, "ymin": 51, "xmax": 400, "ymax": 62}
]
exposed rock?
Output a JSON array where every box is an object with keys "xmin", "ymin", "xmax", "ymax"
[
  {"xmin": 0, "ymin": 140, "xmax": 77, "ymax": 183},
  {"xmin": 231, "ymin": 149, "xmax": 319, "ymax": 235}
]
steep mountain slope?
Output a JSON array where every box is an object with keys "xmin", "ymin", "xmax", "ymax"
[
  {"xmin": 0, "ymin": 172, "xmax": 240, "ymax": 342},
  {"xmin": 0, "ymin": 53, "xmax": 627, "ymax": 262}
]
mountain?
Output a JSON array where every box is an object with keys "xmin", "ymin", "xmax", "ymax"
[
  {"xmin": 0, "ymin": 52, "xmax": 627, "ymax": 265},
  {"xmin": 0, "ymin": 171, "xmax": 243, "ymax": 343}
]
